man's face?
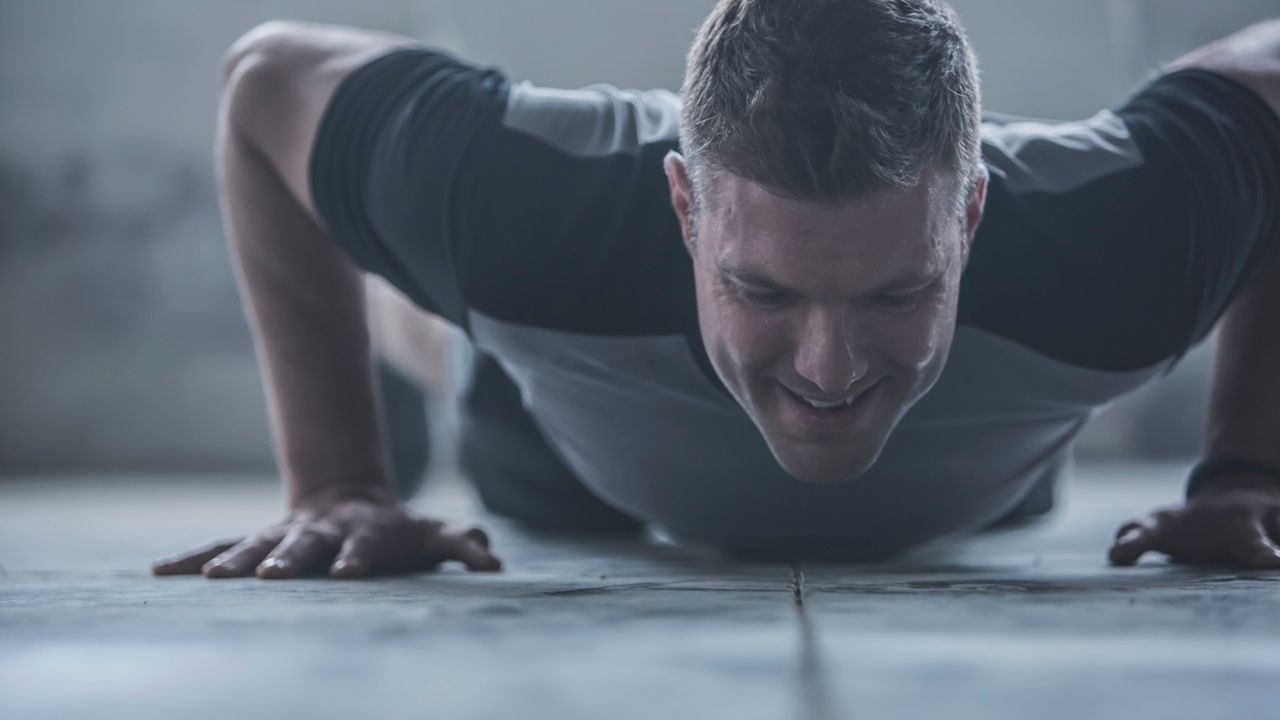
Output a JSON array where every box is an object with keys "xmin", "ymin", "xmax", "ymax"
[{"xmin": 665, "ymin": 155, "xmax": 986, "ymax": 483}]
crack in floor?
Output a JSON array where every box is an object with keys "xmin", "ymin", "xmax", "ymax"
[{"xmin": 792, "ymin": 563, "xmax": 841, "ymax": 720}]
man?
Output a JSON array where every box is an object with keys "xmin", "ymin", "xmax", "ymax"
[{"xmin": 153, "ymin": 0, "xmax": 1280, "ymax": 579}]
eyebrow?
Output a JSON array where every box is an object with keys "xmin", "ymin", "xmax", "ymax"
[{"xmin": 717, "ymin": 261, "xmax": 943, "ymax": 294}]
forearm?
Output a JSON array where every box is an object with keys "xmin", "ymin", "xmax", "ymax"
[
  {"xmin": 1172, "ymin": 20, "xmax": 1280, "ymax": 483},
  {"xmin": 1207, "ymin": 255, "xmax": 1280, "ymax": 469},
  {"xmin": 217, "ymin": 102, "xmax": 392, "ymax": 506}
]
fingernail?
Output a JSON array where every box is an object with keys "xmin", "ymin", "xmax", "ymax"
[
  {"xmin": 260, "ymin": 559, "xmax": 292, "ymax": 575},
  {"xmin": 331, "ymin": 560, "xmax": 362, "ymax": 577}
]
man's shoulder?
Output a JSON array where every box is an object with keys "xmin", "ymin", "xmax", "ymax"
[
  {"xmin": 963, "ymin": 67, "xmax": 1280, "ymax": 374},
  {"xmin": 455, "ymin": 82, "xmax": 689, "ymax": 338},
  {"xmin": 978, "ymin": 109, "xmax": 1144, "ymax": 198},
  {"xmin": 502, "ymin": 81, "xmax": 682, "ymax": 158}
]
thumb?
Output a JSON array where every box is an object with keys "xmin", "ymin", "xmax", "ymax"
[
  {"xmin": 455, "ymin": 527, "xmax": 502, "ymax": 572},
  {"xmin": 1108, "ymin": 521, "xmax": 1156, "ymax": 566}
]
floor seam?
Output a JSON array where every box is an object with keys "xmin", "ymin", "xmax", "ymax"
[{"xmin": 792, "ymin": 562, "xmax": 839, "ymax": 720}]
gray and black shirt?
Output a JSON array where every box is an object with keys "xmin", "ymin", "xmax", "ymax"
[{"xmin": 310, "ymin": 47, "xmax": 1280, "ymax": 555}]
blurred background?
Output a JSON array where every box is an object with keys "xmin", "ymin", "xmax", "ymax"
[{"xmin": 2, "ymin": 0, "xmax": 1277, "ymax": 476}]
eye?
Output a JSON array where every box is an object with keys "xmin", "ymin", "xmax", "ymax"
[
  {"xmin": 738, "ymin": 287, "xmax": 792, "ymax": 310},
  {"xmin": 873, "ymin": 279, "xmax": 939, "ymax": 310},
  {"xmin": 874, "ymin": 290, "xmax": 924, "ymax": 309}
]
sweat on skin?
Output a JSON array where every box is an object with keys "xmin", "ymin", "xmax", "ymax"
[{"xmin": 668, "ymin": 157, "xmax": 985, "ymax": 484}]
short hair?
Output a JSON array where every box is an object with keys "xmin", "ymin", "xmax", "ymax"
[{"xmin": 680, "ymin": 0, "xmax": 981, "ymax": 211}]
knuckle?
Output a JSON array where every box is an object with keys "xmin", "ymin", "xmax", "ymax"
[
  {"xmin": 347, "ymin": 530, "xmax": 379, "ymax": 545},
  {"xmin": 311, "ymin": 517, "xmax": 345, "ymax": 537},
  {"xmin": 285, "ymin": 508, "xmax": 314, "ymax": 524},
  {"xmin": 245, "ymin": 532, "xmax": 280, "ymax": 548},
  {"xmin": 296, "ymin": 517, "xmax": 343, "ymax": 540}
]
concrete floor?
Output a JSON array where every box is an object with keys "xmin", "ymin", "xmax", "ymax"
[{"xmin": 2, "ymin": 465, "xmax": 1278, "ymax": 720}]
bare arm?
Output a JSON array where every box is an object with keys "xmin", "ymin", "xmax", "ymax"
[
  {"xmin": 217, "ymin": 21, "xmax": 410, "ymax": 507},
  {"xmin": 152, "ymin": 21, "xmax": 499, "ymax": 578},
  {"xmin": 1203, "ymin": 234, "xmax": 1280, "ymax": 487},
  {"xmin": 1170, "ymin": 20, "xmax": 1280, "ymax": 479},
  {"xmin": 1110, "ymin": 20, "xmax": 1280, "ymax": 568}
]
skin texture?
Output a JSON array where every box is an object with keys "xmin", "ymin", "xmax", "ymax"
[
  {"xmin": 152, "ymin": 21, "xmax": 499, "ymax": 579},
  {"xmin": 152, "ymin": 489, "xmax": 499, "ymax": 579},
  {"xmin": 1107, "ymin": 252, "xmax": 1280, "ymax": 569},
  {"xmin": 665, "ymin": 157, "xmax": 986, "ymax": 483},
  {"xmin": 1107, "ymin": 20, "xmax": 1280, "ymax": 570}
]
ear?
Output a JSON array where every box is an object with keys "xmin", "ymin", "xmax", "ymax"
[
  {"xmin": 664, "ymin": 151, "xmax": 695, "ymax": 255},
  {"xmin": 960, "ymin": 166, "xmax": 988, "ymax": 267}
]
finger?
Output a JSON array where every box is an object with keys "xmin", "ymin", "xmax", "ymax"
[
  {"xmin": 426, "ymin": 526, "xmax": 502, "ymax": 572},
  {"xmin": 1108, "ymin": 521, "xmax": 1158, "ymax": 566},
  {"xmin": 203, "ymin": 534, "xmax": 282, "ymax": 578},
  {"xmin": 1223, "ymin": 516, "xmax": 1280, "ymax": 569},
  {"xmin": 258, "ymin": 525, "xmax": 342, "ymax": 579},
  {"xmin": 330, "ymin": 533, "xmax": 380, "ymax": 579},
  {"xmin": 1268, "ymin": 510, "xmax": 1280, "ymax": 545},
  {"xmin": 151, "ymin": 538, "xmax": 243, "ymax": 576}
]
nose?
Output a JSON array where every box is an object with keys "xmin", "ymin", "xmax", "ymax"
[{"xmin": 793, "ymin": 305, "xmax": 867, "ymax": 394}]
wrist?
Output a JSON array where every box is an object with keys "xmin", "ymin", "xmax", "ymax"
[
  {"xmin": 289, "ymin": 479, "xmax": 397, "ymax": 509},
  {"xmin": 1186, "ymin": 454, "xmax": 1280, "ymax": 500}
]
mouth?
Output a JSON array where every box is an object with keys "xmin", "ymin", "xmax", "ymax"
[{"xmin": 779, "ymin": 380, "xmax": 881, "ymax": 430}]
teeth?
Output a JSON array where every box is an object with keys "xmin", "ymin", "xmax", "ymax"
[{"xmin": 801, "ymin": 394, "xmax": 857, "ymax": 409}]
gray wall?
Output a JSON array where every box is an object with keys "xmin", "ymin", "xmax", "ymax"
[{"xmin": 2, "ymin": 0, "xmax": 1277, "ymax": 472}]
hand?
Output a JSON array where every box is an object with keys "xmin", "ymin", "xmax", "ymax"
[
  {"xmin": 151, "ymin": 489, "xmax": 501, "ymax": 579},
  {"xmin": 1108, "ymin": 477, "xmax": 1280, "ymax": 569}
]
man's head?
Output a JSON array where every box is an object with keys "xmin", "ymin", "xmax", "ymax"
[{"xmin": 665, "ymin": 0, "xmax": 987, "ymax": 483}]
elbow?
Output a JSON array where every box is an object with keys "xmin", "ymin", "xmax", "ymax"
[
  {"xmin": 218, "ymin": 21, "xmax": 312, "ymax": 143},
  {"xmin": 221, "ymin": 20, "xmax": 309, "ymax": 87},
  {"xmin": 1175, "ymin": 20, "xmax": 1280, "ymax": 117}
]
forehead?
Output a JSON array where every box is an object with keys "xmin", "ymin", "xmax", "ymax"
[{"xmin": 703, "ymin": 169, "xmax": 956, "ymax": 284}]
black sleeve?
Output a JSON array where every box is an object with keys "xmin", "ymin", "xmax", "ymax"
[
  {"xmin": 962, "ymin": 69, "xmax": 1280, "ymax": 371},
  {"xmin": 308, "ymin": 46, "xmax": 688, "ymax": 337},
  {"xmin": 307, "ymin": 46, "xmax": 510, "ymax": 327}
]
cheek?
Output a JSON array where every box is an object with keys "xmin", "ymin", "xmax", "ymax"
[
  {"xmin": 707, "ymin": 294, "xmax": 789, "ymax": 371},
  {"xmin": 869, "ymin": 299, "xmax": 958, "ymax": 375}
]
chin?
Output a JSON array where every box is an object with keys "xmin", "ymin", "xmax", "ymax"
[
  {"xmin": 769, "ymin": 443, "xmax": 880, "ymax": 484},
  {"xmin": 745, "ymin": 385, "xmax": 895, "ymax": 484}
]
